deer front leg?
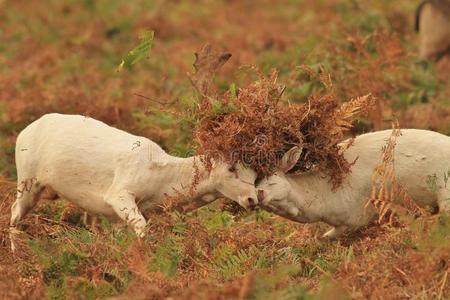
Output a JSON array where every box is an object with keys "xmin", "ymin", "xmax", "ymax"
[{"xmin": 104, "ymin": 189, "xmax": 147, "ymax": 237}]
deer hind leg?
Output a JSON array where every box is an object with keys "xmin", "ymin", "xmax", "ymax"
[
  {"xmin": 104, "ymin": 189, "xmax": 147, "ymax": 238},
  {"xmin": 82, "ymin": 212, "xmax": 99, "ymax": 233},
  {"xmin": 10, "ymin": 178, "xmax": 44, "ymax": 252},
  {"xmin": 321, "ymin": 225, "xmax": 351, "ymax": 240}
]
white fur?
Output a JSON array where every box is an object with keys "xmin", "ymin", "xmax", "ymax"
[
  {"xmin": 257, "ymin": 129, "xmax": 450, "ymax": 238},
  {"xmin": 11, "ymin": 114, "xmax": 258, "ymax": 249}
]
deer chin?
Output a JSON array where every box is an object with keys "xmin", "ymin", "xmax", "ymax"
[{"xmin": 237, "ymin": 196, "xmax": 257, "ymax": 211}]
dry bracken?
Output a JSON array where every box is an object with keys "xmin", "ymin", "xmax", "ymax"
[{"xmin": 194, "ymin": 66, "xmax": 375, "ymax": 188}]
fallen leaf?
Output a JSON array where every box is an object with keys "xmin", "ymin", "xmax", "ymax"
[{"xmin": 188, "ymin": 44, "xmax": 232, "ymax": 97}]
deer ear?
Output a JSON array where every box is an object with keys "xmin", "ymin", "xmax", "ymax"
[{"xmin": 280, "ymin": 146, "xmax": 302, "ymax": 173}]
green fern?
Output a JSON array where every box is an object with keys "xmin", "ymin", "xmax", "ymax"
[
  {"xmin": 171, "ymin": 211, "xmax": 188, "ymax": 236},
  {"xmin": 443, "ymin": 169, "xmax": 450, "ymax": 188},
  {"xmin": 208, "ymin": 96, "xmax": 237, "ymax": 115},
  {"xmin": 117, "ymin": 30, "xmax": 154, "ymax": 71},
  {"xmin": 427, "ymin": 213, "xmax": 450, "ymax": 249},
  {"xmin": 148, "ymin": 236, "xmax": 182, "ymax": 277},
  {"xmin": 147, "ymin": 212, "xmax": 188, "ymax": 277},
  {"xmin": 275, "ymin": 246, "xmax": 303, "ymax": 265},
  {"xmin": 212, "ymin": 245, "xmax": 262, "ymax": 279},
  {"xmin": 206, "ymin": 211, "xmax": 234, "ymax": 231},
  {"xmin": 246, "ymin": 265, "xmax": 302, "ymax": 300},
  {"xmin": 426, "ymin": 173, "xmax": 438, "ymax": 193}
]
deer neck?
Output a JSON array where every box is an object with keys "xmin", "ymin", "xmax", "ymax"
[
  {"xmin": 162, "ymin": 155, "xmax": 219, "ymax": 212},
  {"xmin": 287, "ymin": 172, "xmax": 332, "ymax": 222}
]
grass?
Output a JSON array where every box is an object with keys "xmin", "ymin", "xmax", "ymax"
[
  {"xmin": 3, "ymin": 195, "xmax": 448, "ymax": 299},
  {"xmin": 0, "ymin": 0, "xmax": 449, "ymax": 299}
]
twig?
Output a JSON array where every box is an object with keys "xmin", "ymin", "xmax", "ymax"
[
  {"xmin": 394, "ymin": 267, "xmax": 412, "ymax": 285},
  {"xmin": 299, "ymin": 99, "xmax": 311, "ymax": 125},
  {"xmin": 31, "ymin": 215, "xmax": 73, "ymax": 229},
  {"xmin": 133, "ymin": 93, "xmax": 177, "ymax": 106}
]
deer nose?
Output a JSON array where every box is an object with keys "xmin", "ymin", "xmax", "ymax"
[
  {"xmin": 257, "ymin": 190, "xmax": 265, "ymax": 203},
  {"xmin": 247, "ymin": 197, "xmax": 257, "ymax": 210}
]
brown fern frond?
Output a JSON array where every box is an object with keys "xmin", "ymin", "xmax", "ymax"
[
  {"xmin": 368, "ymin": 122, "xmax": 430, "ymax": 225},
  {"xmin": 193, "ymin": 63, "xmax": 375, "ymax": 188}
]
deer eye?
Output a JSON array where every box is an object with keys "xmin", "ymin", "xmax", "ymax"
[{"xmin": 228, "ymin": 166, "xmax": 236, "ymax": 173}]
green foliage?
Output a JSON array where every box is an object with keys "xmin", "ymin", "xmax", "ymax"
[
  {"xmin": 35, "ymin": 201, "xmax": 66, "ymax": 221},
  {"xmin": 0, "ymin": 105, "xmax": 18, "ymax": 178},
  {"xmin": 205, "ymin": 210, "xmax": 233, "ymax": 231},
  {"xmin": 94, "ymin": 216, "xmax": 111, "ymax": 234},
  {"xmin": 112, "ymin": 228, "xmax": 136, "ymax": 250},
  {"xmin": 45, "ymin": 262, "xmax": 117, "ymax": 300},
  {"xmin": 72, "ymin": 279, "xmax": 116, "ymax": 300},
  {"xmin": 65, "ymin": 227, "xmax": 94, "ymax": 244},
  {"xmin": 247, "ymin": 265, "xmax": 303, "ymax": 300},
  {"xmin": 148, "ymin": 236, "xmax": 183, "ymax": 277},
  {"xmin": 208, "ymin": 96, "xmax": 237, "ymax": 115},
  {"xmin": 257, "ymin": 43, "xmax": 306, "ymax": 74},
  {"xmin": 426, "ymin": 173, "xmax": 438, "ymax": 193},
  {"xmin": 148, "ymin": 212, "xmax": 187, "ymax": 277},
  {"xmin": 0, "ymin": 136, "xmax": 16, "ymax": 178},
  {"xmin": 356, "ymin": 10, "xmax": 387, "ymax": 34},
  {"xmin": 117, "ymin": 30, "xmax": 154, "ymax": 71},
  {"xmin": 171, "ymin": 211, "xmax": 188, "ymax": 236},
  {"xmin": 427, "ymin": 213, "xmax": 450, "ymax": 249},
  {"xmin": 255, "ymin": 208, "xmax": 272, "ymax": 223},
  {"xmin": 43, "ymin": 251, "xmax": 86, "ymax": 286},
  {"xmin": 229, "ymin": 83, "xmax": 238, "ymax": 100},
  {"xmin": 395, "ymin": 62, "xmax": 443, "ymax": 109},
  {"xmin": 65, "ymin": 211, "xmax": 83, "ymax": 225},
  {"xmin": 443, "ymin": 169, "xmax": 450, "ymax": 188},
  {"xmin": 46, "ymin": 277, "xmax": 68, "ymax": 300},
  {"xmin": 28, "ymin": 238, "xmax": 57, "ymax": 267},
  {"xmin": 212, "ymin": 245, "xmax": 262, "ymax": 279},
  {"xmin": 245, "ymin": 265, "xmax": 350, "ymax": 300},
  {"xmin": 421, "ymin": 168, "xmax": 450, "ymax": 203},
  {"xmin": 407, "ymin": 212, "xmax": 450, "ymax": 262}
]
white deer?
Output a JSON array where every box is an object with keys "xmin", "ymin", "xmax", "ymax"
[
  {"xmin": 257, "ymin": 129, "xmax": 450, "ymax": 238},
  {"xmin": 10, "ymin": 113, "xmax": 258, "ymax": 250}
]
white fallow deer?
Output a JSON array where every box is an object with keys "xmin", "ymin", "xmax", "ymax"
[
  {"xmin": 257, "ymin": 129, "xmax": 450, "ymax": 239},
  {"xmin": 10, "ymin": 113, "xmax": 258, "ymax": 251}
]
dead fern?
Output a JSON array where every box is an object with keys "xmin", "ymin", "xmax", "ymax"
[
  {"xmin": 194, "ymin": 63, "xmax": 375, "ymax": 188},
  {"xmin": 160, "ymin": 159, "xmax": 204, "ymax": 214},
  {"xmin": 367, "ymin": 122, "xmax": 429, "ymax": 225}
]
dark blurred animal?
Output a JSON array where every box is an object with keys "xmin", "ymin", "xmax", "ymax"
[{"xmin": 415, "ymin": 0, "xmax": 450, "ymax": 61}]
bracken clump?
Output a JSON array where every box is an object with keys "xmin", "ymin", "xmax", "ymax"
[{"xmin": 194, "ymin": 67, "xmax": 375, "ymax": 188}]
